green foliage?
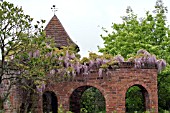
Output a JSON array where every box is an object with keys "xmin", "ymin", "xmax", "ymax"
[
  {"xmin": 80, "ymin": 108, "xmax": 88, "ymax": 113},
  {"xmin": 0, "ymin": 1, "xmax": 35, "ymax": 110},
  {"xmin": 99, "ymin": 0, "xmax": 170, "ymax": 61},
  {"xmin": 0, "ymin": 1, "xmax": 55, "ymax": 112},
  {"xmin": 81, "ymin": 57, "xmax": 90, "ymax": 64},
  {"xmin": 126, "ymin": 86, "xmax": 145, "ymax": 113},
  {"xmin": 80, "ymin": 87, "xmax": 106, "ymax": 113},
  {"xmin": 58, "ymin": 105, "xmax": 73, "ymax": 113},
  {"xmin": 99, "ymin": 0, "xmax": 170, "ymax": 111}
]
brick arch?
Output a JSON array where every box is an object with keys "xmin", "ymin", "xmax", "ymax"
[
  {"xmin": 124, "ymin": 82, "xmax": 152, "ymax": 96},
  {"xmin": 69, "ymin": 85, "xmax": 106, "ymax": 113},
  {"xmin": 123, "ymin": 82, "xmax": 152, "ymax": 111},
  {"xmin": 42, "ymin": 91, "xmax": 58, "ymax": 113},
  {"xmin": 43, "ymin": 86, "xmax": 58, "ymax": 94},
  {"xmin": 36, "ymin": 68, "xmax": 158, "ymax": 113},
  {"xmin": 68, "ymin": 83, "xmax": 106, "ymax": 99}
]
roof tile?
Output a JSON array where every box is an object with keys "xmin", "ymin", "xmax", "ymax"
[{"xmin": 45, "ymin": 15, "xmax": 78, "ymax": 49}]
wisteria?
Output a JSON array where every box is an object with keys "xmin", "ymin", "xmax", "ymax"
[
  {"xmin": 33, "ymin": 50, "xmax": 40, "ymax": 57},
  {"xmin": 134, "ymin": 49, "xmax": 166, "ymax": 72},
  {"xmin": 98, "ymin": 68, "xmax": 104, "ymax": 77},
  {"xmin": 29, "ymin": 48, "xmax": 166, "ymax": 93},
  {"xmin": 46, "ymin": 49, "xmax": 166, "ymax": 80},
  {"xmin": 114, "ymin": 55, "xmax": 124, "ymax": 62},
  {"xmin": 36, "ymin": 81, "xmax": 46, "ymax": 93},
  {"xmin": 156, "ymin": 59, "xmax": 166, "ymax": 72}
]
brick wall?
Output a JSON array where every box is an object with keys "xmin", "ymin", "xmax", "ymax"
[{"xmin": 37, "ymin": 64, "xmax": 158, "ymax": 113}]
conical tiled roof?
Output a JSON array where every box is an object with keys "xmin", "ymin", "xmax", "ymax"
[{"xmin": 45, "ymin": 15, "xmax": 79, "ymax": 50}]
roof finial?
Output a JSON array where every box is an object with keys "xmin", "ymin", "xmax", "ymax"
[{"xmin": 51, "ymin": 5, "xmax": 58, "ymax": 15}]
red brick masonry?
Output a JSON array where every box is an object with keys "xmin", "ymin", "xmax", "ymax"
[{"xmin": 37, "ymin": 63, "xmax": 158, "ymax": 113}]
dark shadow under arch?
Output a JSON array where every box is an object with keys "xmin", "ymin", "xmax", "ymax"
[
  {"xmin": 0, "ymin": 97, "xmax": 3, "ymax": 110},
  {"xmin": 125, "ymin": 84, "xmax": 150, "ymax": 113},
  {"xmin": 43, "ymin": 91, "xmax": 58, "ymax": 113},
  {"xmin": 69, "ymin": 85, "xmax": 106, "ymax": 113}
]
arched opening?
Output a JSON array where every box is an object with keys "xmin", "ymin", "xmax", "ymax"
[
  {"xmin": 69, "ymin": 86, "xmax": 106, "ymax": 113},
  {"xmin": 43, "ymin": 91, "xmax": 58, "ymax": 113},
  {"xmin": 0, "ymin": 97, "xmax": 3, "ymax": 110},
  {"xmin": 125, "ymin": 85, "xmax": 149, "ymax": 113}
]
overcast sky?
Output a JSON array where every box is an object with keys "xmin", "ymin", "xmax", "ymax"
[{"xmin": 4, "ymin": 0, "xmax": 170, "ymax": 57}]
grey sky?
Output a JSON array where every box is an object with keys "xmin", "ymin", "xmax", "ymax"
[{"xmin": 4, "ymin": 0, "xmax": 170, "ymax": 57}]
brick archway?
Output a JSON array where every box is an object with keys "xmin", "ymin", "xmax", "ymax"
[
  {"xmin": 42, "ymin": 91, "xmax": 58, "ymax": 113},
  {"xmin": 67, "ymin": 83, "xmax": 107, "ymax": 101},
  {"xmin": 115, "ymin": 71, "xmax": 158, "ymax": 113},
  {"xmin": 37, "ymin": 64, "xmax": 158, "ymax": 113},
  {"xmin": 69, "ymin": 85, "xmax": 106, "ymax": 113},
  {"xmin": 125, "ymin": 84, "xmax": 150, "ymax": 112}
]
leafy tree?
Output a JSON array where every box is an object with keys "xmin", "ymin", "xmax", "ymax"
[
  {"xmin": 99, "ymin": 0, "xmax": 170, "ymax": 111},
  {"xmin": 0, "ymin": 1, "xmax": 33, "ymax": 109},
  {"xmin": 0, "ymin": 1, "xmax": 56, "ymax": 112}
]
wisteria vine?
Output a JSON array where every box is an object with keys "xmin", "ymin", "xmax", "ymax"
[
  {"xmin": 48, "ymin": 49, "xmax": 166, "ymax": 80},
  {"xmin": 17, "ymin": 48, "xmax": 166, "ymax": 93}
]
